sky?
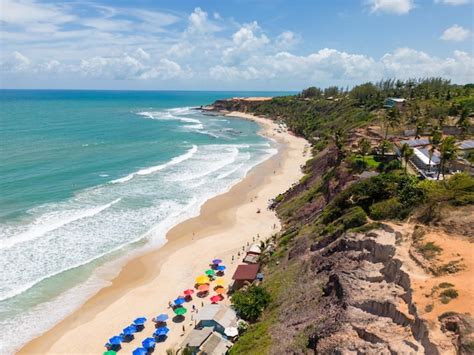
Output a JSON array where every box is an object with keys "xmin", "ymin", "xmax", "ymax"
[{"xmin": 0, "ymin": 0, "xmax": 473, "ymax": 90}]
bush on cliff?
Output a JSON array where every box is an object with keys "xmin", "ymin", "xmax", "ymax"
[{"xmin": 231, "ymin": 285, "xmax": 272, "ymax": 322}]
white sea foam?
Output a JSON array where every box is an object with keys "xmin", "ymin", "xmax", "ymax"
[
  {"xmin": 111, "ymin": 145, "xmax": 198, "ymax": 184},
  {"xmin": 0, "ymin": 198, "xmax": 121, "ymax": 251}
]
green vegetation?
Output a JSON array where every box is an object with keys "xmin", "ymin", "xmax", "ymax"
[
  {"xmin": 440, "ymin": 288, "xmax": 459, "ymax": 304},
  {"xmin": 438, "ymin": 282, "xmax": 455, "ymax": 289},
  {"xmin": 231, "ymin": 285, "xmax": 272, "ymax": 322},
  {"xmin": 418, "ymin": 241, "xmax": 443, "ymax": 259}
]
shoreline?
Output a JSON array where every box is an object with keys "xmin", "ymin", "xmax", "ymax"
[{"xmin": 19, "ymin": 111, "xmax": 308, "ymax": 354}]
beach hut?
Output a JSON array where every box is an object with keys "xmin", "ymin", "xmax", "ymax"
[
  {"xmin": 195, "ymin": 304, "xmax": 237, "ymax": 336},
  {"xmin": 232, "ymin": 263, "xmax": 260, "ymax": 289}
]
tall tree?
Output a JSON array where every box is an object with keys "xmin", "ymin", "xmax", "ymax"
[
  {"xmin": 333, "ymin": 128, "xmax": 346, "ymax": 163},
  {"xmin": 358, "ymin": 137, "xmax": 371, "ymax": 156},
  {"xmin": 437, "ymin": 136, "xmax": 459, "ymax": 180},
  {"xmin": 428, "ymin": 126, "xmax": 442, "ymax": 172},
  {"xmin": 384, "ymin": 108, "xmax": 401, "ymax": 139},
  {"xmin": 378, "ymin": 139, "xmax": 393, "ymax": 158},
  {"xmin": 399, "ymin": 143, "xmax": 414, "ymax": 175},
  {"xmin": 457, "ymin": 108, "xmax": 471, "ymax": 139}
]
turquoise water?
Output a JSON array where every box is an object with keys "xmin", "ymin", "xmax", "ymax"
[{"xmin": 0, "ymin": 90, "xmax": 290, "ymax": 353}]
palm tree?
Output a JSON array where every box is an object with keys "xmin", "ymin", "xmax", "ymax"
[
  {"xmin": 399, "ymin": 143, "xmax": 414, "ymax": 175},
  {"xmin": 358, "ymin": 137, "xmax": 371, "ymax": 156},
  {"xmin": 378, "ymin": 139, "xmax": 393, "ymax": 158},
  {"xmin": 457, "ymin": 108, "xmax": 471, "ymax": 139},
  {"xmin": 384, "ymin": 108, "xmax": 401, "ymax": 139},
  {"xmin": 437, "ymin": 136, "xmax": 459, "ymax": 180}
]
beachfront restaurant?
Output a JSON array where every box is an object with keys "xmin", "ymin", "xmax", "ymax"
[
  {"xmin": 243, "ymin": 243, "xmax": 262, "ymax": 264},
  {"xmin": 231, "ymin": 263, "xmax": 260, "ymax": 289},
  {"xmin": 195, "ymin": 304, "xmax": 238, "ymax": 336}
]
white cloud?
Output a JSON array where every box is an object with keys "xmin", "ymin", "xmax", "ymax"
[
  {"xmin": 0, "ymin": 51, "xmax": 31, "ymax": 72},
  {"xmin": 223, "ymin": 22, "xmax": 270, "ymax": 64},
  {"xmin": 367, "ymin": 0, "xmax": 415, "ymax": 14},
  {"xmin": 435, "ymin": 0, "xmax": 471, "ymax": 5},
  {"xmin": 187, "ymin": 7, "xmax": 221, "ymax": 34},
  {"xmin": 441, "ymin": 25, "xmax": 471, "ymax": 42},
  {"xmin": 276, "ymin": 31, "xmax": 298, "ymax": 48}
]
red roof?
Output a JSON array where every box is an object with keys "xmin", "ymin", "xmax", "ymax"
[{"xmin": 232, "ymin": 264, "xmax": 260, "ymax": 281}]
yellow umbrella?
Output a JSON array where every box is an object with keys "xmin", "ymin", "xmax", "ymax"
[
  {"xmin": 215, "ymin": 278, "xmax": 225, "ymax": 286},
  {"xmin": 195, "ymin": 275, "xmax": 209, "ymax": 284}
]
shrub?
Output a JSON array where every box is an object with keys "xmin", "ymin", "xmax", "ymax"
[
  {"xmin": 231, "ymin": 285, "xmax": 272, "ymax": 322},
  {"xmin": 438, "ymin": 282, "xmax": 454, "ymax": 289},
  {"xmin": 440, "ymin": 288, "xmax": 459, "ymax": 299},
  {"xmin": 369, "ymin": 198, "xmax": 402, "ymax": 220},
  {"xmin": 418, "ymin": 241, "xmax": 443, "ymax": 259}
]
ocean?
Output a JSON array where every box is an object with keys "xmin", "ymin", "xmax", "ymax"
[{"xmin": 0, "ymin": 90, "xmax": 291, "ymax": 353}]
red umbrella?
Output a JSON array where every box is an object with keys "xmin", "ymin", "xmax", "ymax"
[
  {"xmin": 210, "ymin": 295, "xmax": 221, "ymax": 303},
  {"xmin": 198, "ymin": 284, "xmax": 209, "ymax": 292},
  {"xmin": 184, "ymin": 289, "xmax": 194, "ymax": 296}
]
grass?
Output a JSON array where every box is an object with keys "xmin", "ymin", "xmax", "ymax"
[
  {"xmin": 363, "ymin": 155, "xmax": 381, "ymax": 168},
  {"xmin": 418, "ymin": 241, "xmax": 443, "ymax": 259}
]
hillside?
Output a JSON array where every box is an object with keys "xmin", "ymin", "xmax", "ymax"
[{"xmin": 207, "ymin": 78, "xmax": 474, "ymax": 354}]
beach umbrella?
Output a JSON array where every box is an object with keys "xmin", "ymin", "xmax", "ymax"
[
  {"xmin": 132, "ymin": 348, "xmax": 147, "ymax": 355},
  {"xmin": 198, "ymin": 284, "xmax": 209, "ymax": 292},
  {"xmin": 183, "ymin": 289, "xmax": 194, "ymax": 296},
  {"xmin": 133, "ymin": 317, "xmax": 147, "ymax": 325},
  {"xmin": 217, "ymin": 265, "xmax": 226, "ymax": 271},
  {"xmin": 173, "ymin": 297, "xmax": 185, "ymax": 305},
  {"xmin": 154, "ymin": 314, "xmax": 168, "ymax": 322},
  {"xmin": 174, "ymin": 307, "xmax": 187, "ymax": 316},
  {"xmin": 215, "ymin": 287, "xmax": 225, "ymax": 295},
  {"xmin": 212, "ymin": 258, "xmax": 223, "ymax": 264},
  {"xmin": 215, "ymin": 278, "xmax": 225, "ymax": 286},
  {"xmin": 122, "ymin": 325, "xmax": 137, "ymax": 335},
  {"xmin": 205, "ymin": 269, "xmax": 215, "ymax": 276},
  {"xmin": 103, "ymin": 351, "xmax": 116, "ymax": 355},
  {"xmin": 108, "ymin": 336, "xmax": 123, "ymax": 345},
  {"xmin": 154, "ymin": 327, "xmax": 170, "ymax": 336},
  {"xmin": 224, "ymin": 327, "xmax": 239, "ymax": 337},
  {"xmin": 210, "ymin": 295, "xmax": 221, "ymax": 303},
  {"xmin": 142, "ymin": 337, "xmax": 156, "ymax": 349},
  {"xmin": 195, "ymin": 275, "xmax": 209, "ymax": 284}
]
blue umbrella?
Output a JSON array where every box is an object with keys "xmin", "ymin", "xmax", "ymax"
[
  {"xmin": 122, "ymin": 325, "xmax": 137, "ymax": 335},
  {"xmin": 154, "ymin": 327, "xmax": 170, "ymax": 336},
  {"xmin": 132, "ymin": 348, "xmax": 147, "ymax": 355},
  {"xmin": 154, "ymin": 314, "xmax": 168, "ymax": 322},
  {"xmin": 108, "ymin": 336, "xmax": 123, "ymax": 345},
  {"xmin": 217, "ymin": 265, "xmax": 226, "ymax": 271},
  {"xmin": 142, "ymin": 337, "xmax": 156, "ymax": 349},
  {"xmin": 133, "ymin": 317, "xmax": 147, "ymax": 325},
  {"xmin": 173, "ymin": 297, "xmax": 185, "ymax": 306}
]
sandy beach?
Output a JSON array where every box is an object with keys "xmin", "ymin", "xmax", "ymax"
[{"xmin": 19, "ymin": 112, "xmax": 308, "ymax": 355}]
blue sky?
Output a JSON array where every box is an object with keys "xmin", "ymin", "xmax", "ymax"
[{"xmin": 1, "ymin": 0, "xmax": 473, "ymax": 90}]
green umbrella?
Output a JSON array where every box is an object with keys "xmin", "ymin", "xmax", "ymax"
[
  {"xmin": 103, "ymin": 351, "xmax": 117, "ymax": 355},
  {"xmin": 174, "ymin": 307, "xmax": 187, "ymax": 316},
  {"xmin": 205, "ymin": 269, "xmax": 215, "ymax": 276}
]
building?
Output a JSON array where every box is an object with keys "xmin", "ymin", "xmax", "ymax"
[
  {"xmin": 243, "ymin": 243, "xmax": 261, "ymax": 264},
  {"xmin": 196, "ymin": 304, "xmax": 238, "ymax": 335},
  {"xmin": 384, "ymin": 97, "xmax": 406, "ymax": 109},
  {"xmin": 398, "ymin": 138, "xmax": 430, "ymax": 148},
  {"xmin": 410, "ymin": 147, "xmax": 440, "ymax": 178},
  {"xmin": 231, "ymin": 263, "xmax": 260, "ymax": 289},
  {"xmin": 181, "ymin": 328, "xmax": 233, "ymax": 355},
  {"xmin": 460, "ymin": 140, "xmax": 474, "ymax": 158}
]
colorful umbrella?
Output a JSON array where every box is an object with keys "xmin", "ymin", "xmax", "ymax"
[
  {"xmin": 212, "ymin": 259, "xmax": 223, "ymax": 264},
  {"xmin": 142, "ymin": 337, "xmax": 156, "ymax": 349},
  {"xmin": 183, "ymin": 289, "xmax": 194, "ymax": 296},
  {"xmin": 132, "ymin": 348, "xmax": 147, "ymax": 355},
  {"xmin": 217, "ymin": 265, "xmax": 226, "ymax": 271},
  {"xmin": 108, "ymin": 336, "xmax": 123, "ymax": 345},
  {"xmin": 205, "ymin": 269, "xmax": 215, "ymax": 276},
  {"xmin": 215, "ymin": 278, "xmax": 225, "ymax": 286},
  {"xmin": 173, "ymin": 297, "xmax": 185, "ymax": 305},
  {"xmin": 122, "ymin": 325, "xmax": 137, "ymax": 335},
  {"xmin": 154, "ymin": 314, "xmax": 168, "ymax": 322},
  {"xmin": 103, "ymin": 351, "xmax": 117, "ymax": 355},
  {"xmin": 195, "ymin": 275, "xmax": 209, "ymax": 284},
  {"xmin": 154, "ymin": 327, "xmax": 170, "ymax": 336},
  {"xmin": 215, "ymin": 287, "xmax": 225, "ymax": 295},
  {"xmin": 210, "ymin": 295, "xmax": 221, "ymax": 303},
  {"xmin": 133, "ymin": 317, "xmax": 147, "ymax": 325},
  {"xmin": 174, "ymin": 307, "xmax": 187, "ymax": 316},
  {"xmin": 198, "ymin": 284, "xmax": 209, "ymax": 292}
]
